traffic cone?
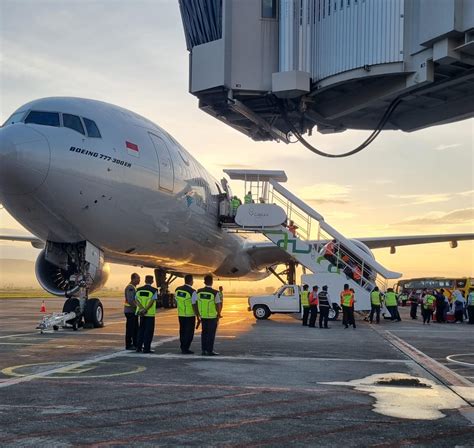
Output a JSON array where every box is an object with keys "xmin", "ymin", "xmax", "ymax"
[{"xmin": 40, "ymin": 300, "xmax": 46, "ymax": 313}]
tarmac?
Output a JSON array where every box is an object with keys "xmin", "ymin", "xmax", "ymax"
[{"xmin": 0, "ymin": 296, "xmax": 473, "ymax": 447}]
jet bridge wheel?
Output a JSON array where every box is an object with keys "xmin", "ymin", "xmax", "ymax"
[
  {"xmin": 253, "ymin": 305, "xmax": 270, "ymax": 320},
  {"xmin": 84, "ymin": 298, "xmax": 104, "ymax": 328}
]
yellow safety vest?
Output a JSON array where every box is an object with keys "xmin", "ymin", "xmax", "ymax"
[
  {"xmin": 244, "ymin": 194, "xmax": 252, "ymax": 204},
  {"xmin": 135, "ymin": 289, "xmax": 156, "ymax": 317},
  {"xmin": 423, "ymin": 295, "xmax": 435, "ymax": 310},
  {"xmin": 385, "ymin": 292, "xmax": 397, "ymax": 307},
  {"xmin": 197, "ymin": 290, "xmax": 218, "ymax": 319},
  {"xmin": 175, "ymin": 287, "xmax": 195, "ymax": 317},
  {"xmin": 301, "ymin": 290, "xmax": 310, "ymax": 307},
  {"xmin": 370, "ymin": 291, "xmax": 381, "ymax": 305},
  {"xmin": 341, "ymin": 291, "xmax": 354, "ymax": 307}
]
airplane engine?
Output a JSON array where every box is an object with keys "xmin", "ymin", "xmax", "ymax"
[{"xmin": 35, "ymin": 247, "xmax": 110, "ymax": 296}]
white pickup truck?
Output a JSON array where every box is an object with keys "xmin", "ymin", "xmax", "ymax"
[{"xmin": 247, "ymin": 284, "xmax": 340, "ymax": 321}]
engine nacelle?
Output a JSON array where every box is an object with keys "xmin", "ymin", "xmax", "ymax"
[{"xmin": 35, "ymin": 248, "xmax": 110, "ymax": 296}]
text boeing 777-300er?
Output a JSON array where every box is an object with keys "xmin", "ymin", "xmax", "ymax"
[{"xmin": 1, "ymin": 97, "xmax": 472, "ymax": 327}]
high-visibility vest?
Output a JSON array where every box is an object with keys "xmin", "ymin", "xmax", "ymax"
[
  {"xmin": 124, "ymin": 284, "xmax": 135, "ymax": 311},
  {"xmin": 468, "ymin": 292, "xmax": 474, "ymax": 306},
  {"xmin": 175, "ymin": 286, "xmax": 195, "ymax": 317},
  {"xmin": 197, "ymin": 288, "xmax": 218, "ymax": 319},
  {"xmin": 370, "ymin": 291, "xmax": 381, "ymax": 305},
  {"xmin": 231, "ymin": 198, "xmax": 240, "ymax": 213},
  {"xmin": 353, "ymin": 266, "xmax": 362, "ymax": 280},
  {"xmin": 309, "ymin": 292, "xmax": 318, "ymax": 306},
  {"xmin": 318, "ymin": 291, "xmax": 330, "ymax": 308},
  {"xmin": 244, "ymin": 194, "xmax": 252, "ymax": 204},
  {"xmin": 423, "ymin": 294, "xmax": 435, "ymax": 310},
  {"xmin": 340, "ymin": 290, "xmax": 354, "ymax": 307},
  {"xmin": 301, "ymin": 290, "xmax": 310, "ymax": 307},
  {"xmin": 135, "ymin": 288, "xmax": 156, "ymax": 317},
  {"xmin": 385, "ymin": 292, "xmax": 397, "ymax": 307}
]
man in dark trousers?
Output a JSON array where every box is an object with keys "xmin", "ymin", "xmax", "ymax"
[
  {"xmin": 435, "ymin": 289, "xmax": 446, "ymax": 323},
  {"xmin": 369, "ymin": 286, "xmax": 382, "ymax": 324},
  {"xmin": 135, "ymin": 275, "xmax": 158, "ymax": 354},
  {"xmin": 318, "ymin": 285, "xmax": 332, "ymax": 329},
  {"xmin": 308, "ymin": 285, "xmax": 319, "ymax": 327},
  {"xmin": 124, "ymin": 273, "xmax": 140, "ymax": 350},
  {"xmin": 175, "ymin": 274, "xmax": 198, "ymax": 354},
  {"xmin": 409, "ymin": 290, "xmax": 419, "ymax": 319},
  {"xmin": 301, "ymin": 284, "xmax": 310, "ymax": 326},
  {"xmin": 194, "ymin": 275, "xmax": 222, "ymax": 356},
  {"xmin": 340, "ymin": 284, "xmax": 355, "ymax": 329}
]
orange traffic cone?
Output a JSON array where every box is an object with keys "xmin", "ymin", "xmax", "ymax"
[{"xmin": 40, "ymin": 300, "xmax": 46, "ymax": 313}]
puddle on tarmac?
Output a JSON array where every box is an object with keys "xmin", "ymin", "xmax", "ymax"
[{"xmin": 321, "ymin": 372, "xmax": 466, "ymax": 420}]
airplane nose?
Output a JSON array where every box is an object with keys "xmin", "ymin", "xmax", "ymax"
[{"xmin": 0, "ymin": 124, "xmax": 51, "ymax": 195}]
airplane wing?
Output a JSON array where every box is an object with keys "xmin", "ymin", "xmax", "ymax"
[
  {"xmin": 245, "ymin": 233, "xmax": 474, "ymax": 270},
  {"xmin": 0, "ymin": 234, "xmax": 45, "ymax": 249}
]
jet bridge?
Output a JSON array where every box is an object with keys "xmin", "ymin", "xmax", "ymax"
[
  {"xmin": 222, "ymin": 169, "xmax": 401, "ymax": 305},
  {"xmin": 179, "ymin": 0, "xmax": 474, "ymax": 144}
]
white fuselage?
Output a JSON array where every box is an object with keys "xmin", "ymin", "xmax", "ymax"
[{"xmin": 0, "ymin": 97, "xmax": 260, "ymax": 278}]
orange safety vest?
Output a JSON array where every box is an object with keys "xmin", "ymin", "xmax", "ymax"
[
  {"xmin": 340, "ymin": 290, "xmax": 354, "ymax": 307},
  {"xmin": 353, "ymin": 266, "xmax": 362, "ymax": 280},
  {"xmin": 309, "ymin": 292, "xmax": 319, "ymax": 306}
]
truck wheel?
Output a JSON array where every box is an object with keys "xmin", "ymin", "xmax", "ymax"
[
  {"xmin": 84, "ymin": 298, "xmax": 104, "ymax": 328},
  {"xmin": 253, "ymin": 305, "xmax": 270, "ymax": 320},
  {"xmin": 328, "ymin": 308, "xmax": 339, "ymax": 321}
]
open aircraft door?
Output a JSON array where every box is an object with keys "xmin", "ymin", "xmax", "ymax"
[{"xmin": 149, "ymin": 133, "xmax": 174, "ymax": 192}]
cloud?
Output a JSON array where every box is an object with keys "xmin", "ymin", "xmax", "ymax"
[
  {"xmin": 395, "ymin": 208, "xmax": 474, "ymax": 226},
  {"xmin": 299, "ymin": 183, "xmax": 351, "ymax": 205},
  {"xmin": 387, "ymin": 193, "xmax": 452, "ymax": 205},
  {"xmin": 434, "ymin": 143, "xmax": 462, "ymax": 151}
]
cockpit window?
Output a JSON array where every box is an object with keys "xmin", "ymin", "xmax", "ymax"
[
  {"xmin": 63, "ymin": 113, "xmax": 85, "ymax": 135},
  {"xmin": 2, "ymin": 111, "xmax": 26, "ymax": 127},
  {"xmin": 83, "ymin": 118, "xmax": 101, "ymax": 138},
  {"xmin": 25, "ymin": 111, "xmax": 60, "ymax": 127}
]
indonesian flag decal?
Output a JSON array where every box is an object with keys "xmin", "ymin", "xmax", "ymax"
[{"xmin": 126, "ymin": 141, "xmax": 139, "ymax": 157}]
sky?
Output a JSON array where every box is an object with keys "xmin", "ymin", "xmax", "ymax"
[{"xmin": 0, "ymin": 0, "xmax": 473, "ymax": 290}]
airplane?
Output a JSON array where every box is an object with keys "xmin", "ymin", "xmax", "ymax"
[{"xmin": 1, "ymin": 97, "xmax": 473, "ymax": 328}]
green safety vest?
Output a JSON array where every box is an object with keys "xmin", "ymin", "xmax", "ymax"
[
  {"xmin": 370, "ymin": 291, "xmax": 381, "ymax": 305},
  {"xmin": 231, "ymin": 198, "xmax": 240, "ymax": 213},
  {"xmin": 385, "ymin": 292, "xmax": 397, "ymax": 307},
  {"xmin": 301, "ymin": 290, "xmax": 309, "ymax": 307},
  {"xmin": 197, "ymin": 290, "xmax": 218, "ymax": 319},
  {"xmin": 341, "ymin": 291, "xmax": 353, "ymax": 307},
  {"xmin": 175, "ymin": 287, "xmax": 195, "ymax": 317},
  {"xmin": 135, "ymin": 289, "xmax": 156, "ymax": 317},
  {"xmin": 423, "ymin": 294, "xmax": 435, "ymax": 310},
  {"xmin": 244, "ymin": 194, "xmax": 252, "ymax": 204}
]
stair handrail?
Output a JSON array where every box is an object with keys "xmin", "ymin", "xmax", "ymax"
[{"xmin": 269, "ymin": 179, "xmax": 401, "ymax": 280}]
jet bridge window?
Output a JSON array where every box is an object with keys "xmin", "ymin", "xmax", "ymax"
[
  {"xmin": 262, "ymin": 0, "xmax": 277, "ymax": 18},
  {"xmin": 63, "ymin": 113, "xmax": 85, "ymax": 135},
  {"xmin": 25, "ymin": 111, "xmax": 60, "ymax": 127},
  {"xmin": 83, "ymin": 117, "xmax": 101, "ymax": 138}
]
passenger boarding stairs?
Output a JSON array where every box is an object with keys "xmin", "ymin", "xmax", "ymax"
[{"xmin": 222, "ymin": 170, "xmax": 401, "ymax": 310}]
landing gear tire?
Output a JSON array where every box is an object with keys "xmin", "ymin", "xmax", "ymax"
[
  {"xmin": 84, "ymin": 298, "xmax": 104, "ymax": 328},
  {"xmin": 328, "ymin": 308, "xmax": 339, "ymax": 321},
  {"xmin": 253, "ymin": 305, "xmax": 270, "ymax": 320}
]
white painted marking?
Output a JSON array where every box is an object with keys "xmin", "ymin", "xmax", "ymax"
[
  {"xmin": 446, "ymin": 353, "xmax": 474, "ymax": 367},
  {"xmin": 127, "ymin": 353, "xmax": 415, "ymax": 363},
  {"xmin": 0, "ymin": 332, "xmax": 38, "ymax": 339}
]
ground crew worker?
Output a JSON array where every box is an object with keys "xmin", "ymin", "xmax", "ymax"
[
  {"xmin": 369, "ymin": 286, "xmax": 382, "ymax": 324},
  {"xmin": 230, "ymin": 196, "xmax": 242, "ymax": 217},
  {"xmin": 194, "ymin": 275, "xmax": 222, "ymax": 356},
  {"xmin": 135, "ymin": 275, "xmax": 158, "ymax": 354},
  {"xmin": 308, "ymin": 285, "xmax": 319, "ymax": 327},
  {"xmin": 385, "ymin": 288, "xmax": 401, "ymax": 322},
  {"xmin": 340, "ymin": 284, "xmax": 355, "ymax": 328},
  {"xmin": 422, "ymin": 290, "xmax": 435, "ymax": 325},
  {"xmin": 300, "ymin": 284, "xmax": 310, "ymax": 326},
  {"xmin": 409, "ymin": 290, "xmax": 419, "ymax": 319},
  {"xmin": 218, "ymin": 286, "xmax": 224, "ymax": 317},
  {"xmin": 175, "ymin": 274, "xmax": 197, "ymax": 354},
  {"xmin": 244, "ymin": 191, "xmax": 253, "ymax": 204},
  {"xmin": 467, "ymin": 289, "xmax": 474, "ymax": 324},
  {"xmin": 288, "ymin": 220, "xmax": 298, "ymax": 236},
  {"xmin": 124, "ymin": 273, "xmax": 140, "ymax": 350},
  {"xmin": 318, "ymin": 286, "xmax": 332, "ymax": 328}
]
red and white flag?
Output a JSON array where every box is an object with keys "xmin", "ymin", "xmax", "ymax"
[{"xmin": 126, "ymin": 141, "xmax": 139, "ymax": 156}]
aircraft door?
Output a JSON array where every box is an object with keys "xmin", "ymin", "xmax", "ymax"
[{"xmin": 148, "ymin": 133, "xmax": 174, "ymax": 192}]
